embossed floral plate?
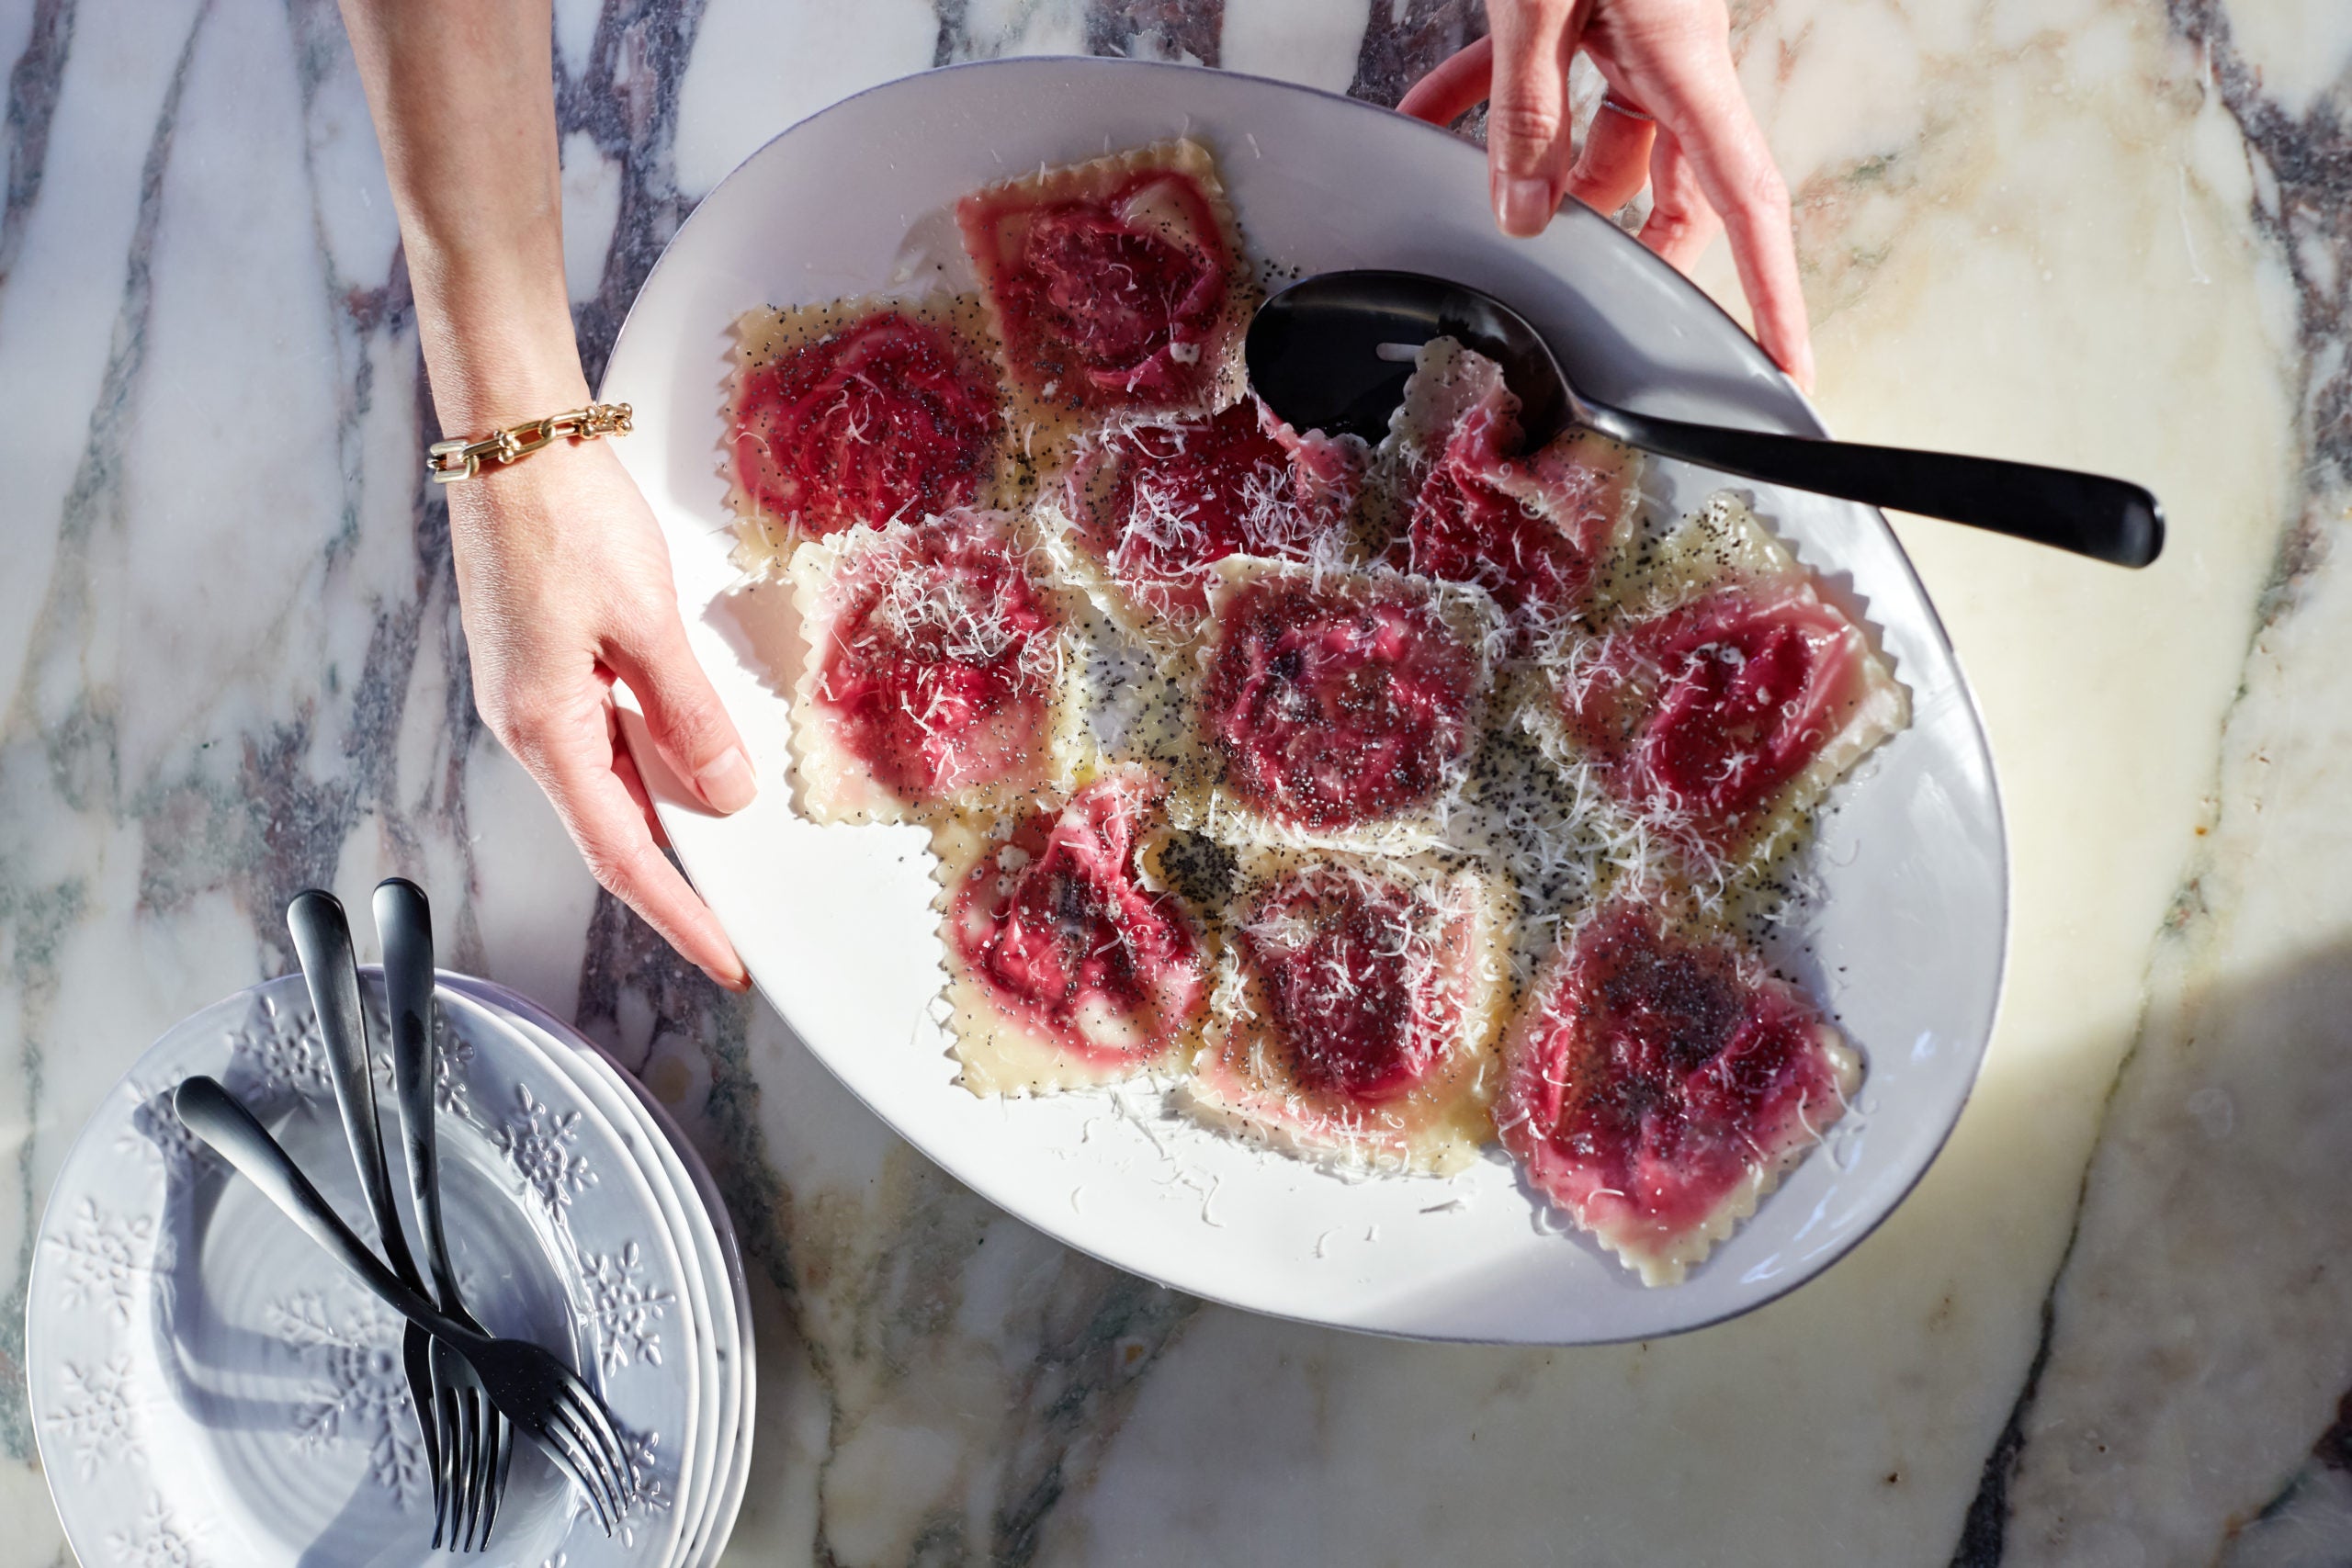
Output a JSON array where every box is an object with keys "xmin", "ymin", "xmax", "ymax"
[
  {"xmin": 26, "ymin": 974, "xmax": 697, "ymax": 1568},
  {"xmin": 602, "ymin": 56, "xmax": 2007, "ymax": 1342},
  {"xmin": 445, "ymin": 983, "xmax": 724, "ymax": 1566},
  {"xmin": 447, "ymin": 974, "xmax": 755, "ymax": 1568}
]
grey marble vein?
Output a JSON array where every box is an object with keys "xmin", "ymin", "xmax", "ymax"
[{"xmin": 0, "ymin": 0, "xmax": 73, "ymax": 292}]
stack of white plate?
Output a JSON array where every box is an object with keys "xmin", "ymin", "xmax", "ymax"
[{"xmin": 25, "ymin": 971, "xmax": 753, "ymax": 1567}]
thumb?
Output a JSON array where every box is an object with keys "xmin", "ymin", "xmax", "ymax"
[
  {"xmin": 604, "ymin": 609, "xmax": 758, "ymax": 816},
  {"xmin": 1486, "ymin": 0, "xmax": 1579, "ymax": 237}
]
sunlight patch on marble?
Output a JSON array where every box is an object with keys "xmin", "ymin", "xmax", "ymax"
[
  {"xmin": 2222, "ymin": 0, "xmax": 2352, "ymax": 118},
  {"xmin": 1221, "ymin": 0, "xmax": 1374, "ymax": 94},
  {"xmin": 671, "ymin": 0, "xmax": 938, "ymax": 199},
  {"xmin": 943, "ymin": 0, "xmax": 1091, "ymax": 62}
]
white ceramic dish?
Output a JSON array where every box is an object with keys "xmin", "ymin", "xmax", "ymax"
[
  {"xmin": 601, "ymin": 56, "xmax": 2007, "ymax": 1342},
  {"xmin": 442, "ymin": 982, "xmax": 723, "ymax": 1568},
  {"xmin": 27, "ymin": 974, "xmax": 698, "ymax": 1567},
  {"xmin": 448, "ymin": 975, "xmax": 755, "ymax": 1568}
]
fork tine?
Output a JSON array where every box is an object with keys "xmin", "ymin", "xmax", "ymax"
[
  {"xmin": 543, "ymin": 1405, "xmax": 620, "ymax": 1534},
  {"xmin": 441, "ymin": 1382, "xmax": 468, "ymax": 1552},
  {"xmin": 557, "ymin": 1396, "xmax": 631, "ymax": 1531},
  {"xmin": 465, "ymin": 1392, "xmax": 497, "ymax": 1552},
  {"xmin": 551, "ymin": 1382, "xmax": 629, "ymax": 1519},
  {"xmin": 435, "ymin": 1369, "xmax": 464, "ymax": 1550},
  {"xmin": 556, "ymin": 1400, "xmax": 628, "ymax": 1531},
  {"xmin": 557, "ymin": 1369, "xmax": 629, "ymax": 1484},
  {"xmin": 453, "ymin": 1385, "xmax": 483, "ymax": 1552},
  {"xmin": 477, "ymin": 1407, "xmax": 512, "ymax": 1550},
  {"xmin": 405, "ymin": 1337, "xmax": 443, "ymax": 1551},
  {"xmin": 532, "ymin": 1416, "xmax": 614, "ymax": 1535}
]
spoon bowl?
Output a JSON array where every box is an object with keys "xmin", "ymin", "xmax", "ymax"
[{"xmin": 1247, "ymin": 269, "xmax": 2163, "ymax": 568}]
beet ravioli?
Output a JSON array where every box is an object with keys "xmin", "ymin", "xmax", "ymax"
[
  {"xmin": 957, "ymin": 138, "xmax": 1252, "ymax": 428},
  {"xmin": 934, "ymin": 766, "xmax": 1213, "ymax": 1095},
  {"xmin": 1526, "ymin": 494, "xmax": 1908, "ymax": 887},
  {"xmin": 1177, "ymin": 850, "xmax": 1513, "ymax": 1175},
  {"xmin": 1186, "ymin": 557, "xmax": 1501, "ymax": 854},
  {"xmin": 1044, "ymin": 395, "xmax": 1366, "ymax": 658},
  {"xmin": 787, "ymin": 509, "xmax": 1085, "ymax": 823},
  {"xmin": 726, "ymin": 295, "xmax": 1010, "ymax": 570},
  {"xmin": 1380, "ymin": 336, "xmax": 1643, "ymax": 644},
  {"xmin": 1497, "ymin": 897, "xmax": 1860, "ymax": 1285}
]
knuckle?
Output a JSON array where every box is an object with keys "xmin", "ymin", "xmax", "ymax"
[
  {"xmin": 1646, "ymin": 206, "xmax": 1702, "ymax": 245},
  {"xmin": 1742, "ymin": 164, "xmax": 1793, "ymax": 220},
  {"xmin": 480, "ymin": 684, "xmax": 562, "ymax": 766},
  {"xmin": 477, "ymin": 689, "xmax": 534, "ymax": 750},
  {"xmin": 1489, "ymin": 101, "xmax": 1566, "ymax": 154},
  {"xmin": 581, "ymin": 835, "xmax": 660, "ymax": 898}
]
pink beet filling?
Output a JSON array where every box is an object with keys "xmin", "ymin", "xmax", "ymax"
[
  {"xmin": 1199, "ymin": 577, "xmax": 1476, "ymax": 832},
  {"xmin": 1505, "ymin": 905, "xmax": 1844, "ymax": 1240},
  {"xmin": 817, "ymin": 517, "xmax": 1056, "ymax": 800},
  {"xmin": 951, "ymin": 777, "xmax": 1203, "ymax": 1059},
  {"xmin": 1239, "ymin": 869, "xmax": 1454, "ymax": 1103},
  {"xmin": 731, "ymin": 310, "xmax": 999, "ymax": 536},
  {"xmin": 1405, "ymin": 400, "xmax": 1600, "ymax": 623},
  {"xmin": 1563, "ymin": 585, "xmax": 1864, "ymax": 845},
  {"xmin": 1070, "ymin": 400, "xmax": 1341, "ymax": 619},
  {"xmin": 963, "ymin": 168, "xmax": 1232, "ymax": 410}
]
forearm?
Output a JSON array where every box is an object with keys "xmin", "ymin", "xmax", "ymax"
[{"xmin": 339, "ymin": 0, "xmax": 585, "ymax": 431}]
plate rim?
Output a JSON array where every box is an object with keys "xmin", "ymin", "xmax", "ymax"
[{"xmin": 444, "ymin": 973, "xmax": 752, "ymax": 1568}]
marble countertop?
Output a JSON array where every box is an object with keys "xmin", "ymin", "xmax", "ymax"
[{"xmin": 5, "ymin": 0, "xmax": 2350, "ymax": 1562}]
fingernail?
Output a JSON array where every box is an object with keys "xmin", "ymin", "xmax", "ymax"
[
  {"xmin": 702, "ymin": 963, "xmax": 751, "ymax": 994},
  {"xmin": 1495, "ymin": 175, "xmax": 1555, "ymax": 238},
  {"xmin": 696, "ymin": 747, "xmax": 757, "ymax": 814}
]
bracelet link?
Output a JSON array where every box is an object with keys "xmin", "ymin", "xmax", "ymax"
[{"xmin": 426, "ymin": 400, "xmax": 634, "ymax": 483}]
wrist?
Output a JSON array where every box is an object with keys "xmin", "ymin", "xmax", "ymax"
[{"xmin": 408, "ymin": 248, "xmax": 591, "ymax": 434}]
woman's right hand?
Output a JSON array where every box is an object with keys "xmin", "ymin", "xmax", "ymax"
[
  {"xmin": 1402, "ymin": 0, "xmax": 1813, "ymax": 390},
  {"xmin": 449, "ymin": 436, "xmax": 755, "ymax": 991}
]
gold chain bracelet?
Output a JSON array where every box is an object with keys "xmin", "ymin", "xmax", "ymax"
[{"xmin": 426, "ymin": 401, "xmax": 633, "ymax": 484}]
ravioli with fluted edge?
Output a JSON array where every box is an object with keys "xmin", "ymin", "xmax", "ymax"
[{"xmin": 1178, "ymin": 849, "xmax": 1513, "ymax": 1176}]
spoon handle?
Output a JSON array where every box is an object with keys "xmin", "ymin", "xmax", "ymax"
[
  {"xmin": 287, "ymin": 890, "xmax": 428, "ymax": 1291},
  {"xmin": 375, "ymin": 878, "xmax": 465, "ymax": 1312},
  {"xmin": 1580, "ymin": 400, "xmax": 2164, "ymax": 568},
  {"xmin": 173, "ymin": 1076, "xmax": 470, "ymax": 1343}
]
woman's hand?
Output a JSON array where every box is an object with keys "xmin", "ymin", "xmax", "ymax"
[
  {"xmin": 1400, "ymin": 0, "xmax": 1813, "ymax": 390},
  {"xmin": 340, "ymin": 0, "xmax": 754, "ymax": 986},
  {"xmin": 451, "ymin": 440, "xmax": 755, "ymax": 990}
]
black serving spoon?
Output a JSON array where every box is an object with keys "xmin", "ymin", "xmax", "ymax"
[{"xmin": 1245, "ymin": 269, "xmax": 2163, "ymax": 569}]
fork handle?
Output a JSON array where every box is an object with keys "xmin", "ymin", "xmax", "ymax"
[
  {"xmin": 288, "ymin": 891, "xmax": 429, "ymax": 1292},
  {"xmin": 1577, "ymin": 398, "xmax": 2165, "ymax": 568},
  {"xmin": 376, "ymin": 879, "xmax": 464, "ymax": 1310},
  {"xmin": 175, "ymin": 1077, "xmax": 473, "ymax": 1343}
]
